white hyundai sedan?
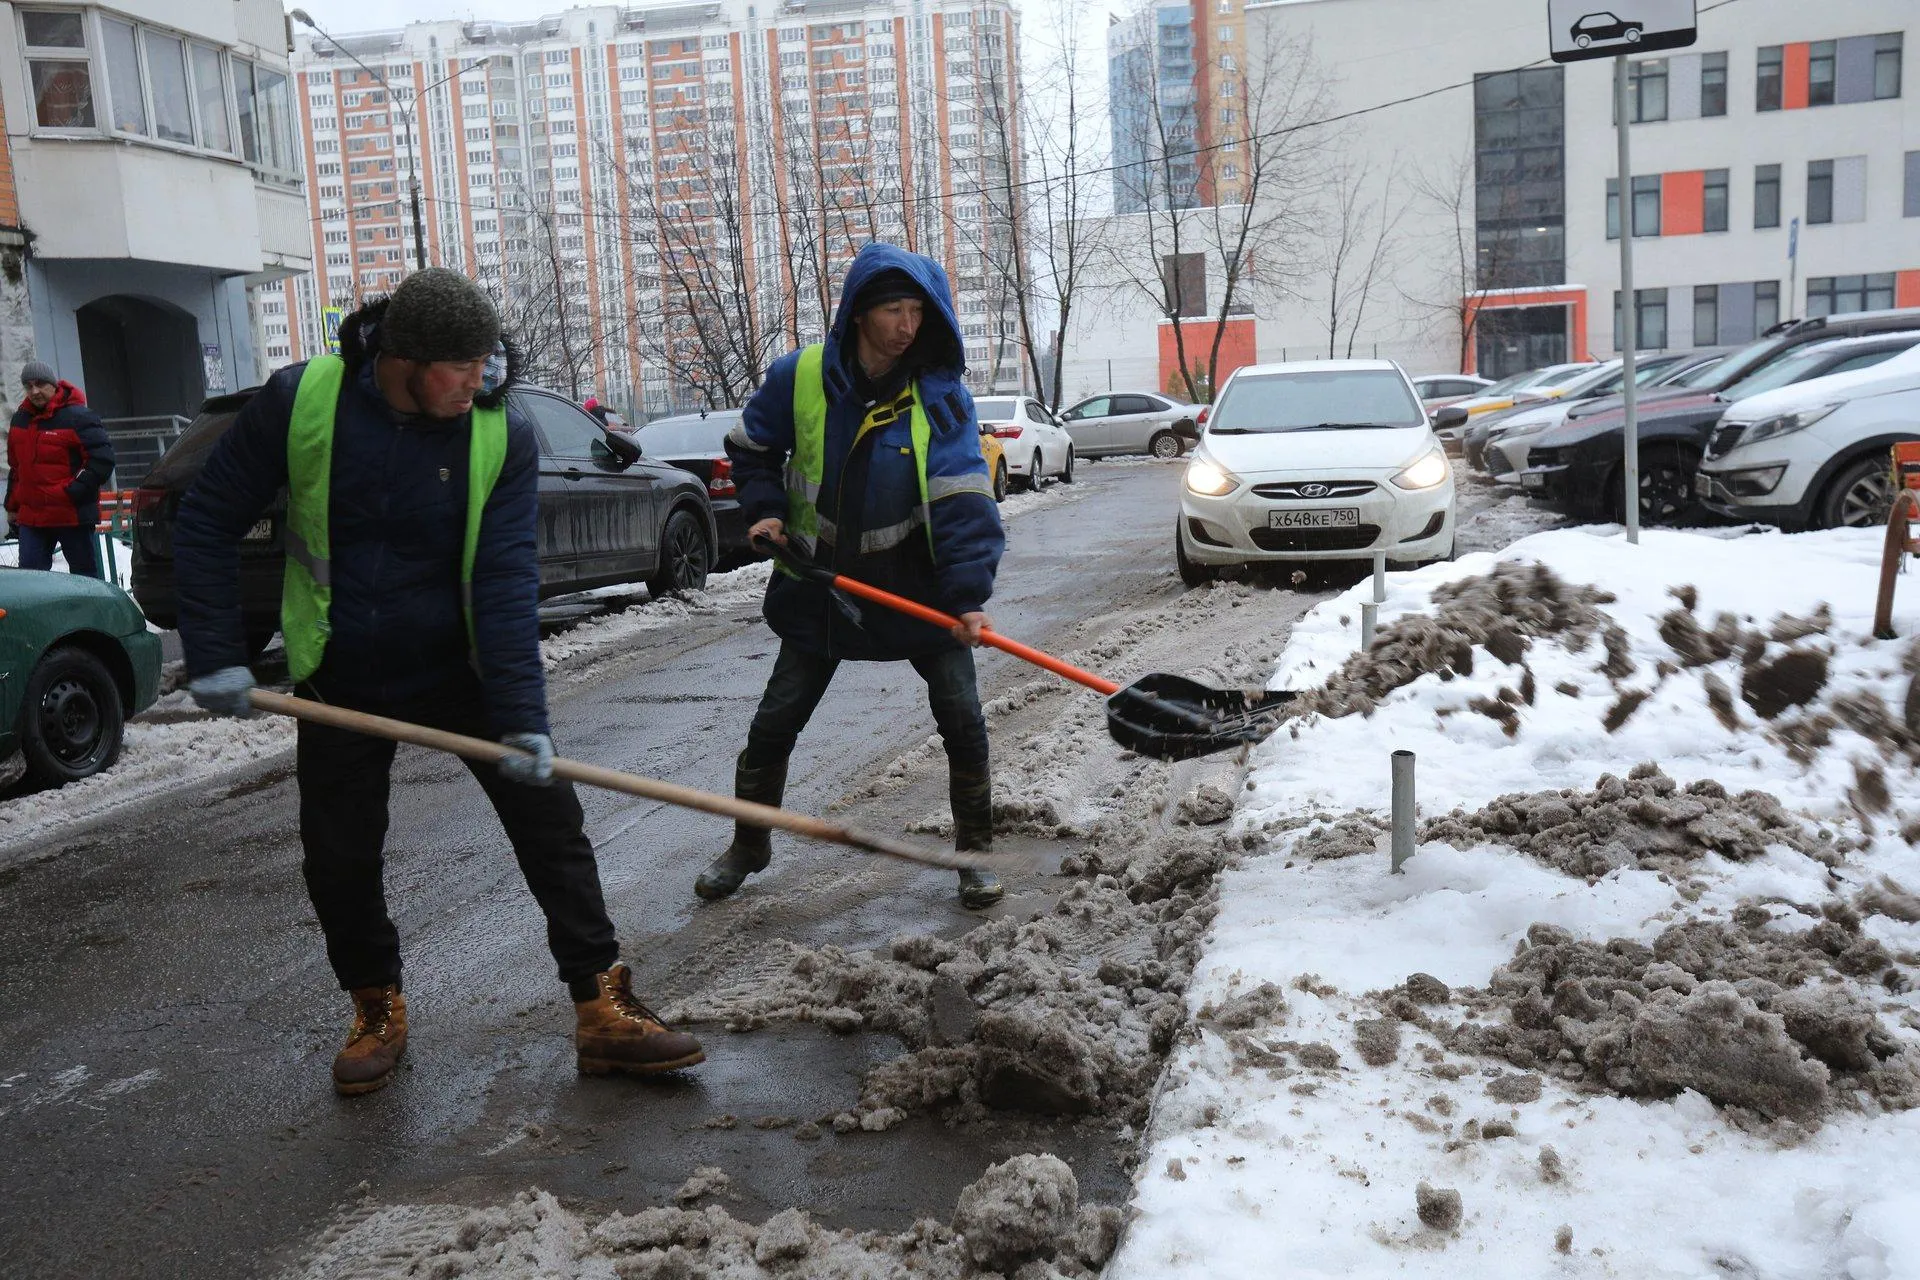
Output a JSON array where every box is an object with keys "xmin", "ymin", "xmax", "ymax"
[{"xmin": 1174, "ymin": 360, "xmax": 1458, "ymax": 585}]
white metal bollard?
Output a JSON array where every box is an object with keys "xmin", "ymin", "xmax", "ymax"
[
  {"xmin": 1390, "ymin": 749, "xmax": 1416, "ymax": 874},
  {"xmin": 1359, "ymin": 552, "xmax": 1389, "ymax": 652}
]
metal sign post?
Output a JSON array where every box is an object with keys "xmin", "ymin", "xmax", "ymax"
[{"xmin": 1549, "ymin": 0, "xmax": 1696, "ymax": 546}]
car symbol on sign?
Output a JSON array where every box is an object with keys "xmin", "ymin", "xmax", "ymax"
[{"xmin": 1571, "ymin": 11, "xmax": 1644, "ymax": 47}]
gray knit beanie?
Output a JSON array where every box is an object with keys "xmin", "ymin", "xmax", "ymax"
[
  {"xmin": 20, "ymin": 359, "xmax": 55, "ymax": 387},
  {"xmin": 381, "ymin": 268, "xmax": 500, "ymax": 362}
]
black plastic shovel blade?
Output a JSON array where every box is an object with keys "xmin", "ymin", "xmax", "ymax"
[{"xmin": 1105, "ymin": 673, "xmax": 1299, "ymax": 761}]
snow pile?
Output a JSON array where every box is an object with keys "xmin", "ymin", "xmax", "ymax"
[
  {"xmin": 1114, "ymin": 526, "xmax": 1920, "ymax": 1280},
  {"xmin": 291, "ymin": 1154, "xmax": 1120, "ymax": 1279},
  {"xmin": 539, "ymin": 560, "xmax": 773, "ymax": 673}
]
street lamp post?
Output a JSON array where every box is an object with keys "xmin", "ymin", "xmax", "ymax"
[{"xmin": 290, "ymin": 11, "xmax": 486, "ymax": 273}]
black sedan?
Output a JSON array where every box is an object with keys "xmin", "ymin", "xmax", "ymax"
[
  {"xmin": 632, "ymin": 409, "xmax": 749, "ymax": 563},
  {"xmin": 1519, "ymin": 328, "xmax": 1920, "ymax": 523},
  {"xmin": 130, "ymin": 384, "xmax": 718, "ymax": 654}
]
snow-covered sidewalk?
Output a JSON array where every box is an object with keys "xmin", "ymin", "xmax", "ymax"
[{"xmin": 1114, "ymin": 526, "xmax": 1920, "ymax": 1279}]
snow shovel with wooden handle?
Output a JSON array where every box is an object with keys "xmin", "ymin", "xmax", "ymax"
[
  {"xmin": 750, "ymin": 536, "xmax": 1297, "ymax": 761},
  {"xmin": 247, "ymin": 689, "xmax": 1019, "ymax": 872}
]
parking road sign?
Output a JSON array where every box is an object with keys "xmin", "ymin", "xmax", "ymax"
[{"xmin": 1548, "ymin": 0, "xmax": 1695, "ymax": 62}]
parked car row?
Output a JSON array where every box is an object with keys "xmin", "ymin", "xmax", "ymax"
[{"xmin": 1503, "ymin": 308, "xmax": 1920, "ymax": 527}]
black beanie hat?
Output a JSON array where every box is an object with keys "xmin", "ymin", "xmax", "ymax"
[
  {"xmin": 381, "ymin": 267, "xmax": 501, "ymax": 362},
  {"xmin": 855, "ymin": 268, "xmax": 929, "ymax": 315}
]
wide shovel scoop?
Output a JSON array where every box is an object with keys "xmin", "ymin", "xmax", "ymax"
[
  {"xmin": 248, "ymin": 689, "xmax": 1018, "ymax": 872},
  {"xmin": 752, "ymin": 537, "xmax": 1297, "ymax": 761}
]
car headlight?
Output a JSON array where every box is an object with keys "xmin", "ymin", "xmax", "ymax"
[
  {"xmin": 1184, "ymin": 458, "xmax": 1240, "ymax": 497},
  {"xmin": 1495, "ymin": 419, "xmax": 1552, "ymax": 441},
  {"xmin": 1391, "ymin": 447, "xmax": 1450, "ymax": 491},
  {"xmin": 1742, "ymin": 403, "xmax": 1842, "ymax": 446}
]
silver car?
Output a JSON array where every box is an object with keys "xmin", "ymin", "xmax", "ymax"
[{"xmin": 1058, "ymin": 392, "xmax": 1200, "ymax": 458}]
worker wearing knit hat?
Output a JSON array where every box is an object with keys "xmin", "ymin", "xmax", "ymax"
[
  {"xmin": 380, "ymin": 267, "xmax": 501, "ymax": 363},
  {"xmin": 19, "ymin": 359, "xmax": 56, "ymax": 388}
]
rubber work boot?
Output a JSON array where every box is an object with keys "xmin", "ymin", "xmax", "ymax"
[
  {"xmin": 951, "ymin": 761, "xmax": 1004, "ymax": 909},
  {"xmin": 574, "ymin": 963, "xmax": 706, "ymax": 1075},
  {"xmin": 695, "ymin": 755, "xmax": 787, "ymax": 900},
  {"xmin": 332, "ymin": 985, "xmax": 407, "ymax": 1096}
]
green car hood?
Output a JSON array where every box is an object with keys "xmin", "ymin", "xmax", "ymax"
[{"xmin": 0, "ymin": 569, "xmax": 150, "ymax": 643}]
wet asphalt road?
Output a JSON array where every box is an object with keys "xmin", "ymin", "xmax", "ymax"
[{"xmin": 0, "ymin": 464, "xmax": 1199, "ymax": 1280}]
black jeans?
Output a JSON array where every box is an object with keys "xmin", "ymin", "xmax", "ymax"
[
  {"xmin": 741, "ymin": 641, "xmax": 989, "ymax": 772},
  {"xmin": 15, "ymin": 524, "xmax": 96, "ymax": 576},
  {"xmin": 294, "ymin": 680, "xmax": 618, "ymax": 994}
]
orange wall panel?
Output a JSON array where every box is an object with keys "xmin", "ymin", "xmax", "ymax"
[
  {"xmin": 1662, "ymin": 170, "xmax": 1705, "ymax": 236},
  {"xmin": 1783, "ymin": 42, "xmax": 1810, "ymax": 109},
  {"xmin": 1159, "ymin": 318, "xmax": 1256, "ymax": 397},
  {"xmin": 0, "ymin": 91, "xmax": 18, "ymax": 226},
  {"xmin": 1898, "ymin": 271, "xmax": 1920, "ymax": 310}
]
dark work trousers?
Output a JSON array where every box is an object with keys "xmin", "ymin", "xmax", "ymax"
[
  {"xmin": 740, "ymin": 640, "xmax": 990, "ymax": 772},
  {"xmin": 15, "ymin": 524, "xmax": 97, "ymax": 577},
  {"xmin": 294, "ymin": 679, "xmax": 619, "ymax": 994}
]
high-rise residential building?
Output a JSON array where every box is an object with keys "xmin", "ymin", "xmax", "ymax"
[
  {"xmin": 1107, "ymin": 0, "xmax": 1246, "ymax": 214},
  {"xmin": 266, "ymin": 0, "xmax": 1025, "ymax": 416}
]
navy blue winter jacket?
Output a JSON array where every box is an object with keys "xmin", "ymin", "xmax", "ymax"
[
  {"xmin": 728, "ymin": 244, "xmax": 1005, "ymax": 661},
  {"xmin": 173, "ymin": 302, "xmax": 549, "ymax": 734}
]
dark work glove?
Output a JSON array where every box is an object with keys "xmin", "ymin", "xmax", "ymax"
[
  {"xmin": 189, "ymin": 666, "xmax": 256, "ymax": 718},
  {"xmin": 498, "ymin": 732, "xmax": 555, "ymax": 786}
]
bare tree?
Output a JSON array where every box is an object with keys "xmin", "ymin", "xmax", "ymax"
[
  {"xmin": 480, "ymin": 182, "xmax": 597, "ymax": 400},
  {"xmin": 1400, "ymin": 145, "xmax": 1532, "ymax": 374},
  {"xmin": 1313, "ymin": 152, "xmax": 1406, "ymax": 358},
  {"xmin": 1107, "ymin": 20, "xmax": 1331, "ymax": 402}
]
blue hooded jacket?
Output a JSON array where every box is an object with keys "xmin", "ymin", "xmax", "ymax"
[{"xmin": 728, "ymin": 244, "xmax": 1005, "ymax": 661}]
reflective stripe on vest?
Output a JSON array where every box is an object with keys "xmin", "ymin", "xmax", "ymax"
[
  {"xmin": 282, "ymin": 355, "xmax": 509, "ymax": 682},
  {"xmin": 786, "ymin": 343, "xmax": 933, "ymax": 574}
]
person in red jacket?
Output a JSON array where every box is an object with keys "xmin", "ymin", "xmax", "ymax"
[{"xmin": 5, "ymin": 360, "xmax": 115, "ymax": 575}]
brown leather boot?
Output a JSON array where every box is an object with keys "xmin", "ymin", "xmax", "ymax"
[
  {"xmin": 574, "ymin": 963, "xmax": 705, "ymax": 1076},
  {"xmin": 332, "ymin": 985, "xmax": 407, "ymax": 1096}
]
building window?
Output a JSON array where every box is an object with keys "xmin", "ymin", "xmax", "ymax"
[
  {"xmin": 1694, "ymin": 285, "xmax": 1719, "ymax": 345},
  {"xmin": 1632, "ymin": 174, "xmax": 1661, "ymax": 236},
  {"xmin": 1700, "ymin": 52, "xmax": 1728, "ymax": 116},
  {"xmin": 1808, "ymin": 40, "xmax": 1837, "ymax": 106},
  {"xmin": 1807, "ymin": 274, "xmax": 1896, "ymax": 318},
  {"xmin": 1807, "ymin": 159, "xmax": 1834, "ymax": 224},
  {"xmin": 1606, "ymin": 178, "xmax": 1621, "ymax": 239},
  {"xmin": 1756, "ymin": 281, "xmax": 1780, "ymax": 332},
  {"xmin": 101, "ymin": 18, "xmax": 143, "ymax": 133},
  {"xmin": 1613, "ymin": 288, "xmax": 1668, "ymax": 349},
  {"xmin": 1877, "ymin": 33, "xmax": 1904, "ymax": 99},
  {"xmin": 1907, "ymin": 151, "xmax": 1920, "ymax": 218},
  {"xmin": 1472, "ymin": 67, "xmax": 1566, "ymax": 290},
  {"xmin": 1754, "ymin": 163, "xmax": 1781, "ymax": 228},
  {"xmin": 1703, "ymin": 168, "xmax": 1729, "ymax": 232},
  {"xmin": 1757, "ymin": 45, "xmax": 1782, "ymax": 112},
  {"xmin": 1629, "ymin": 58, "xmax": 1667, "ymax": 122},
  {"xmin": 22, "ymin": 9, "xmax": 94, "ymax": 128}
]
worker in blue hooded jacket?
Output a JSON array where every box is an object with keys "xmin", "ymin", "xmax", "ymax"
[{"xmin": 701, "ymin": 243, "xmax": 1008, "ymax": 908}]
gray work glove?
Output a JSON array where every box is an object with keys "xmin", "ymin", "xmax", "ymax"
[
  {"xmin": 189, "ymin": 666, "xmax": 256, "ymax": 718},
  {"xmin": 498, "ymin": 732, "xmax": 555, "ymax": 786}
]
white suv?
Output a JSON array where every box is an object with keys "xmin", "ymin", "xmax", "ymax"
[
  {"xmin": 1696, "ymin": 343, "xmax": 1920, "ymax": 529},
  {"xmin": 1174, "ymin": 360, "xmax": 1457, "ymax": 584}
]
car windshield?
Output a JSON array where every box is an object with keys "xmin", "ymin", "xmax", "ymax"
[
  {"xmin": 1665, "ymin": 355, "xmax": 1729, "ymax": 387},
  {"xmin": 1207, "ymin": 369, "xmax": 1425, "ymax": 433},
  {"xmin": 974, "ymin": 398, "xmax": 1019, "ymax": 422},
  {"xmin": 1479, "ymin": 370, "xmax": 1546, "ymax": 397},
  {"xmin": 635, "ymin": 413, "xmax": 739, "ymax": 454},
  {"xmin": 1722, "ymin": 343, "xmax": 1913, "ymax": 401},
  {"xmin": 1557, "ymin": 362, "xmax": 1626, "ymax": 396}
]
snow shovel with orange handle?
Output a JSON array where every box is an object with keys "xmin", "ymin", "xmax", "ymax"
[
  {"xmin": 750, "ymin": 536, "xmax": 1297, "ymax": 761},
  {"xmin": 246, "ymin": 689, "xmax": 1023, "ymax": 873}
]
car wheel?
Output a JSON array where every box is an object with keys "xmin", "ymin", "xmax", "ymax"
[
  {"xmin": 1818, "ymin": 452, "xmax": 1895, "ymax": 529},
  {"xmin": 1574, "ymin": 33, "xmax": 1592, "ymax": 48},
  {"xmin": 647, "ymin": 507, "xmax": 711, "ymax": 598},
  {"xmin": 1150, "ymin": 431, "xmax": 1182, "ymax": 460},
  {"xmin": 1624, "ymin": 26, "xmax": 1642, "ymax": 42},
  {"xmin": 1014, "ymin": 451, "xmax": 1041, "ymax": 492},
  {"xmin": 1060, "ymin": 448, "xmax": 1076, "ymax": 484},
  {"xmin": 1625, "ymin": 446, "xmax": 1702, "ymax": 526},
  {"xmin": 992, "ymin": 457, "xmax": 1009, "ymax": 503},
  {"xmin": 19, "ymin": 645, "xmax": 125, "ymax": 788},
  {"xmin": 1175, "ymin": 524, "xmax": 1217, "ymax": 587}
]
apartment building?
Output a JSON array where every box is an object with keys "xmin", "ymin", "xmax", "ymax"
[
  {"xmin": 0, "ymin": 0, "xmax": 308, "ymax": 416},
  {"xmin": 1107, "ymin": 0, "xmax": 1247, "ymax": 213},
  {"xmin": 1064, "ymin": 0, "xmax": 1918, "ymax": 398},
  {"xmin": 268, "ymin": 0, "xmax": 1025, "ymax": 417}
]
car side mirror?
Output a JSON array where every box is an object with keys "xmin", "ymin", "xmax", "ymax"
[
  {"xmin": 1431, "ymin": 405, "xmax": 1470, "ymax": 431},
  {"xmin": 597, "ymin": 430, "xmax": 641, "ymax": 468}
]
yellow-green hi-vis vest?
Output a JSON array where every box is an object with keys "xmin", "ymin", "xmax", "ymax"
[
  {"xmin": 281, "ymin": 355, "xmax": 509, "ymax": 681},
  {"xmin": 782, "ymin": 343, "xmax": 934, "ymax": 577}
]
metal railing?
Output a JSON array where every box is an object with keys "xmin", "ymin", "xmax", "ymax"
[{"xmin": 101, "ymin": 414, "xmax": 191, "ymax": 491}]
